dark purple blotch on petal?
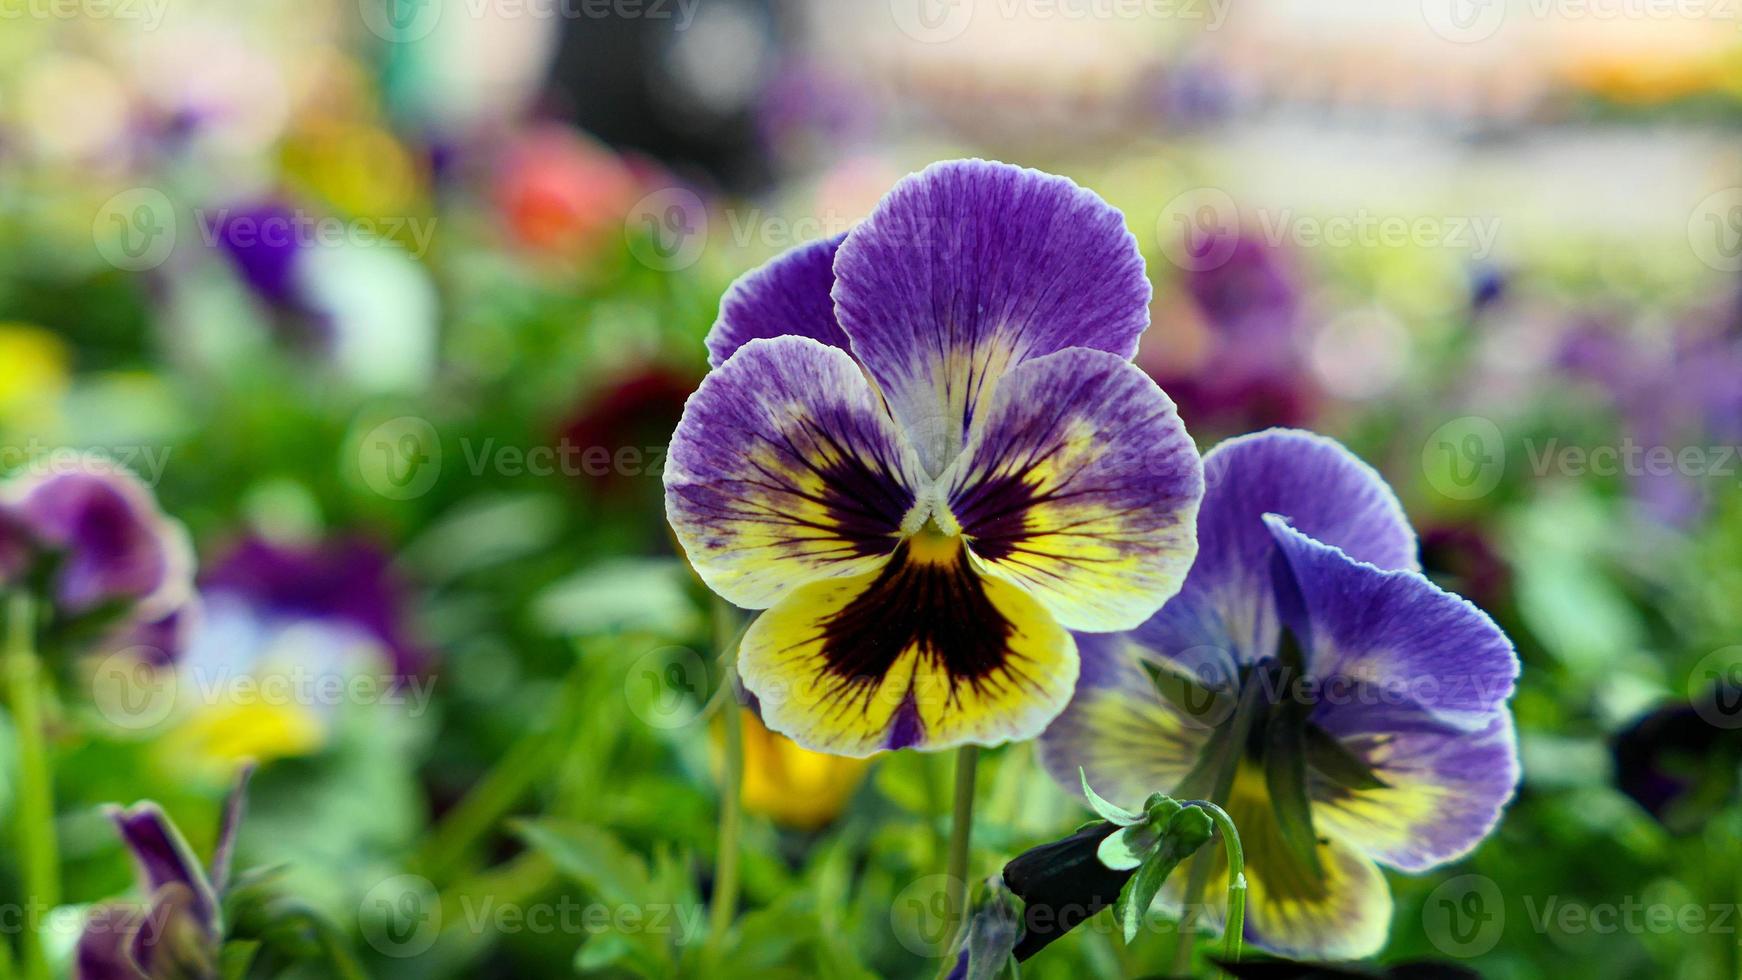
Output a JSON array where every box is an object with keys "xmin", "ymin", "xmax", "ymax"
[{"xmin": 809, "ymin": 540, "xmax": 1029, "ymax": 745}]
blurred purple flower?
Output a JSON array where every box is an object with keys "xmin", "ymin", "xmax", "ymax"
[
  {"xmin": 1555, "ymin": 310, "xmax": 1742, "ymax": 526},
  {"xmin": 556, "ymin": 364, "xmax": 698, "ymax": 500},
  {"xmin": 0, "ymin": 459, "xmax": 195, "ymax": 662},
  {"xmin": 200, "ymin": 535, "xmax": 425, "ymax": 678},
  {"xmin": 1144, "ymin": 231, "xmax": 1319, "ymax": 433},
  {"xmin": 210, "ymin": 201, "xmax": 306, "ymax": 308},
  {"xmin": 75, "ymin": 766, "xmax": 252, "ymax": 980}
]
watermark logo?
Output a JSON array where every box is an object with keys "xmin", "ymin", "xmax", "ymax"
[
  {"xmin": 359, "ymin": 874, "xmax": 442, "ymax": 957},
  {"xmin": 625, "ymin": 188, "xmax": 707, "ymax": 272},
  {"xmin": 1421, "ymin": 0, "xmax": 1506, "ymax": 42},
  {"xmin": 1689, "ymin": 646, "xmax": 1742, "ymax": 730},
  {"xmin": 1689, "ymin": 188, "xmax": 1742, "ymax": 273},
  {"xmin": 890, "ymin": 0, "xmax": 974, "ymax": 42},
  {"xmin": 1156, "ymin": 187, "xmax": 1240, "ymax": 271},
  {"xmin": 355, "ymin": 416, "xmax": 443, "ymax": 500},
  {"xmin": 1422, "ymin": 416, "xmax": 1506, "ymax": 501},
  {"xmin": 93, "ymin": 188, "xmax": 176, "ymax": 272},
  {"xmin": 624, "ymin": 646, "xmax": 708, "ymax": 729},
  {"xmin": 889, "ymin": 874, "xmax": 959, "ymax": 957},
  {"xmin": 359, "ymin": 0, "xmax": 442, "ymax": 42},
  {"xmin": 1423, "ymin": 873, "xmax": 1504, "ymax": 957},
  {"xmin": 89, "ymin": 648, "xmax": 178, "ymax": 731}
]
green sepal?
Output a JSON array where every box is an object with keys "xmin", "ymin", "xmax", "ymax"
[
  {"xmin": 1079, "ymin": 768, "xmax": 1144, "ymax": 826},
  {"xmin": 1264, "ymin": 632, "xmax": 1324, "ymax": 879},
  {"xmin": 1304, "ymin": 723, "xmax": 1389, "ymax": 791},
  {"xmin": 1141, "ymin": 658, "xmax": 1236, "ymax": 729},
  {"xmin": 1096, "ymin": 823, "xmax": 1159, "ymax": 872},
  {"xmin": 1113, "ymin": 806, "xmax": 1215, "ymax": 943}
]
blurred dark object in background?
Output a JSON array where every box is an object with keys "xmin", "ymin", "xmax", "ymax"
[
  {"xmin": 545, "ymin": 0, "xmax": 786, "ymax": 193},
  {"xmin": 1612, "ymin": 681, "xmax": 1742, "ymax": 835}
]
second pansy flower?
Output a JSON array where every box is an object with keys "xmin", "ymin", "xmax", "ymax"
[{"xmin": 666, "ymin": 160, "xmax": 1204, "ymax": 756}]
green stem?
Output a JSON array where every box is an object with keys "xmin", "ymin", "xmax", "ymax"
[
  {"xmin": 1171, "ymin": 678, "xmax": 1263, "ymax": 975},
  {"xmin": 707, "ymin": 599, "xmax": 744, "ymax": 944},
  {"xmin": 944, "ymin": 746, "xmax": 979, "ymax": 933},
  {"xmin": 5, "ymin": 593, "xmax": 53, "ymax": 980},
  {"xmin": 1188, "ymin": 802, "xmax": 1246, "ymax": 967}
]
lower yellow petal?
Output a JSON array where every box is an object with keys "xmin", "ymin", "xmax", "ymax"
[{"xmin": 738, "ymin": 538, "xmax": 1077, "ymax": 757}]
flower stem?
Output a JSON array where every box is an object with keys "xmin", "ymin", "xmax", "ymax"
[
  {"xmin": 707, "ymin": 598, "xmax": 745, "ymax": 944},
  {"xmin": 944, "ymin": 745, "xmax": 979, "ymax": 933},
  {"xmin": 5, "ymin": 593, "xmax": 54, "ymax": 980},
  {"xmin": 1188, "ymin": 802, "xmax": 1246, "ymax": 967},
  {"xmin": 1171, "ymin": 677, "xmax": 1263, "ymax": 975}
]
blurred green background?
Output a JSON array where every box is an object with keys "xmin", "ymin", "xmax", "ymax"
[{"xmin": 3, "ymin": 0, "xmax": 1742, "ymax": 976}]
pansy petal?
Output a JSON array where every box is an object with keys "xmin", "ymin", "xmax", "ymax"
[
  {"xmin": 945, "ymin": 349, "xmax": 1202, "ymax": 632},
  {"xmin": 6, "ymin": 463, "xmax": 192, "ymax": 615},
  {"xmin": 1266, "ymin": 517, "xmax": 1518, "ymax": 723},
  {"xmin": 739, "ymin": 538, "xmax": 1076, "ymax": 756},
  {"xmin": 74, "ymin": 902, "xmax": 149, "ymax": 980},
  {"xmin": 833, "ymin": 160, "xmax": 1151, "ymax": 473},
  {"xmin": 1160, "ymin": 764, "xmax": 1392, "ymax": 961},
  {"xmin": 1312, "ymin": 708, "xmax": 1518, "ymax": 872},
  {"xmin": 665, "ymin": 337, "xmax": 927, "ymax": 608},
  {"xmin": 706, "ymin": 233, "xmax": 850, "ymax": 368},
  {"xmin": 1134, "ymin": 429, "xmax": 1416, "ymax": 669},
  {"xmin": 1036, "ymin": 633, "xmax": 1215, "ymax": 809},
  {"xmin": 107, "ymin": 803, "xmax": 219, "ymax": 936}
]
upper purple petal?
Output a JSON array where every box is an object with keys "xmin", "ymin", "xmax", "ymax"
[
  {"xmin": 1131, "ymin": 429, "xmax": 1417, "ymax": 672},
  {"xmin": 706, "ymin": 232, "xmax": 851, "ymax": 368},
  {"xmin": 832, "ymin": 159, "xmax": 1151, "ymax": 474}
]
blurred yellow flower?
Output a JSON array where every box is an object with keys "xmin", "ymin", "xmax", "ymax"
[
  {"xmin": 723, "ymin": 707, "xmax": 872, "ymax": 831},
  {"xmin": 0, "ymin": 323, "xmax": 69, "ymax": 426},
  {"xmin": 158, "ymin": 699, "xmax": 327, "ymax": 778}
]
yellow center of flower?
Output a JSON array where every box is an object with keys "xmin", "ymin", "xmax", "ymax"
[{"xmin": 905, "ymin": 520, "xmax": 963, "ymax": 564}]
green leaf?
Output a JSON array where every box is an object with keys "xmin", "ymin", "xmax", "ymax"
[
  {"xmin": 515, "ymin": 819, "xmax": 678, "ymax": 978},
  {"xmin": 219, "ymin": 940, "xmax": 261, "ymax": 980},
  {"xmin": 1079, "ymin": 768, "xmax": 1144, "ymax": 826},
  {"xmin": 1304, "ymin": 724, "xmax": 1388, "ymax": 791},
  {"xmin": 1096, "ymin": 824, "xmax": 1159, "ymax": 871},
  {"xmin": 1112, "ymin": 847, "xmax": 1170, "ymax": 943},
  {"xmin": 514, "ymin": 819, "xmax": 653, "ymax": 905}
]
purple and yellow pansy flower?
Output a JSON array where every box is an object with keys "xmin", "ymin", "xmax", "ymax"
[
  {"xmin": 1039, "ymin": 429, "xmax": 1520, "ymax": 959},
  {"xmin": 665, "ymin": 160, "xmax": 1204, "ymax": 757}
]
